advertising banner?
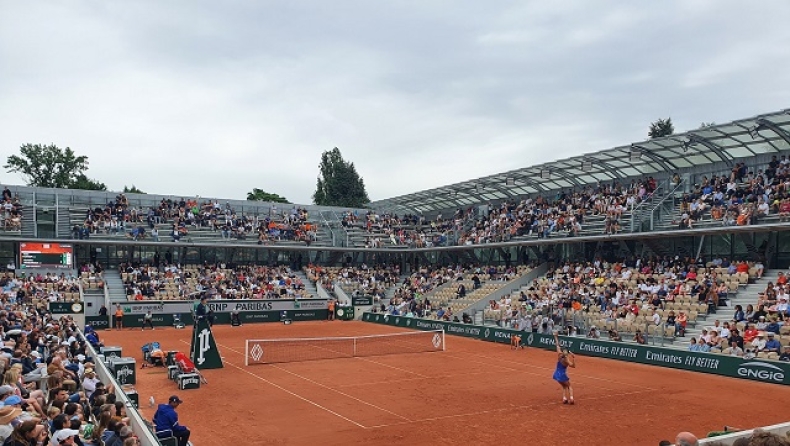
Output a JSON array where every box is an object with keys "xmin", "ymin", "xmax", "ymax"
[
  {"xmin": 97, "ymin": 299, "xmax": 330, "ymax": 328},
  {"xmin": 361, "ymin": 313, "xmax": 789, "ymax": 386}
]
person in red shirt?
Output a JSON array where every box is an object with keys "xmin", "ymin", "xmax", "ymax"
[
  {"xmin": 776, "ymin": 272, "xmax": 788, "ymax": 286},
  {"xmin": 780, "ymin": 199, "xmax": 790, "ymax": 221},
  {"xmin": 743, "ymin": 324, "xmax": 759, "ymax": 343},
  {"xmin": 736, "ymin": 261, "xmax": 749, "ymax": 273}
]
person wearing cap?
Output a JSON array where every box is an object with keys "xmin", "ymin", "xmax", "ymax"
[
  {"xmin": 81, "ymin": 368, "xmax": 100, "ymax": 399},
  {"xmin": 50, "ymin": 428, "xmax": 79, "ymax": 446},
  {"xmin": 752, "ymin": 332, "xmax": 768, "ymax": 352},
  {"xmin": 777, "ymin": 296, "xmax": 790, "ymax": 316},
  {"xmin": 764, "ymin": 332, "xmax": 781, "ymax": 353},
  {"xmin": 153, "ymin": 395, "xmax": 190, "ymax": 446},
  {"xmin": 0, "ymin": 405, "xmax": 23, "ymax": 442}
]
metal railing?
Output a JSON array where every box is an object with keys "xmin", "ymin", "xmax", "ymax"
[
  {"xmin": 648, "ymin": 178, "xmax": 687, "ymax": 231},
  {"xmin": 78, "ymin": 332, "xmax": 161, "ymax": 446}
]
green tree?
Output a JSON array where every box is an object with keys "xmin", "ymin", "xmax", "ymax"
[
  {"xmin": 246, "ymin": 188, "xmax": 289, "ymax": 203},
  {"xmin": 70, "ymin": 174, "xmax": 107, "ymax": 191},
  {"xmin": 648, "ymin": 118, "xmax": 674, "ymax": 139},
  {"xmin": 313, "ymin": 147, "xmax": 370, "ymax": 208},
  {"xmin": 5, "ymin": 143, "xmax": 90, "ymax": 188},
  {"xmin": 123, "ymin": 185, "xmax": 146, "ymax": 194}
]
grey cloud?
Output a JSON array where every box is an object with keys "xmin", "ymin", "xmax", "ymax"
[{"xmin": 1, "ymin": 1, "xmax": 790, "ymax": 204}]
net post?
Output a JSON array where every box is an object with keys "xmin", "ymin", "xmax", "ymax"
[
  {"xmin": 353, "ymin": 338, "xmax": 357, "ymax": 357},
  {"xmin": 245, "ymin": 339, "xmax": 249, "ymax": 366},
  {"xmin": 442, "ymin": 329, "xmax": 446, "ymax": 351}
]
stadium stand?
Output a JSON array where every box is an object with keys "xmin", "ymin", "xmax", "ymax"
[
  {"xmin": 0, "ymin": 289, "xmax": 135, "ymax": 446},
  {"xmin": 304, "ymin": 264, "xmax": 402, "ymax": 302},
  {"xmin": 68, "ymin": 193, "xmax": 325, "ymax": 247},
  {"xmin": 1, "ymin": 270, "xmax": 83, "ymax": 303},
  {"xmin": 381, "ymin": 265, "xmax": 533, "ymax": 320},
  {"xmin": 0, "ymin": 186, "xmax": 23, "ymax": 235},
  {"xmin": 476, "ymin": 257, "xmax": 764, "ymax": 344},
  {"xmin": 2, "ymin": 110, "xmax": 790, "ymax": 444},
  {"xmin": 120, "ymin": 262, "xmax": 313, "ymax": 300}
]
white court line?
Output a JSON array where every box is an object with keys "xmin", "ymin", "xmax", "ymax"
[
  {"xmin": 353, "ymin": 356, "xmax": 429, "ymax": 378},
  {"xmin": 222, "ymin": 358, "xmax": 367, "ymax": 429},
  {"xmin": 210, "ymin": 340, "xmax": 412, "ymax": 422},
  {"xmin": 269, "ymin": 365, "xmax": 411, "ymax": 421},
  {"xmin": 448, "ymin": 348, "xmax": 659, "ymax": 391},
  {"xmin": 365, "ymin": 388, "xmax": 653, "ymax": 429},
  {"xmin": 336, "ymin": 370, "xmax": 501, "ymax": 388},
  {"xmin": 439, "ymin": 352, "xmax": 626, "ymax": 393}
]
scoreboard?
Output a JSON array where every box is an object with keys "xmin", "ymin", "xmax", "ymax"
[{"xmin": 19, "ymin": 242, "xmax": 73, "ymax": 269}]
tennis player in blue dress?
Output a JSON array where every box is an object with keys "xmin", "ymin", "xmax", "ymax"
[{"xmin": 553, "ymin": 331, "xmax": 576, "ymax": 404}]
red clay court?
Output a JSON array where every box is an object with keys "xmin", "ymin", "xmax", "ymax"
[{"xmin": 101, "ymin": 321, "xmax": 786, "ymax": 446}]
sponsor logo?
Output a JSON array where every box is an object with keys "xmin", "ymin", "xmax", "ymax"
[
  {"xmin": 484, "ymin": 328, "xmax": 490, "ymax": 338},
  {"xmin": 432, "ymin": 333, "xmax": 442, "ymax": 349},
  {"xmin": 295, "ymin": 300, "xmax": 327, "ymax": 310},
  {"xmin": 116, "ymin": 366, "xmax": 134, "ymax": 382},
  {"xmin": 196, "ymin": 328, "xmax": 212, "ymax": 366},
  {"xmin": 71, "ymin": 303, "xmax": 83, "ymax": 313},
  {"xmin": 181, "ymin": 376, "xmax": 200, "ymax": 386},
  {"xmin": 395, "ymin": 317, "xmax": 400, "ymax": 324},
  {"xmin": 250, "ymin": 344, "xmax": 264, "ymax": 362},
  {"xmin": 406, "ymin": 319, "xmax": 412, "ymax": 326},
  {"xmin": 527, "ymin": 334, "xmax": 534, "ymax": 345},
  {"xmin": 737, "ymin": 361, "xmax": 785, "ymax": 383}
]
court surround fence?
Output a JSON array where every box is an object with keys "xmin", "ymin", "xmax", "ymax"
[
  {"xmin": 78, "ymin": 331, "xmax": 162, "ymax": 446},
  {"xmin": 361, "ymin": 312, "xmax": 790, "ymax": 386}
]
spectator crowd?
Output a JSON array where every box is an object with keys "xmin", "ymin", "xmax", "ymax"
[
  {"xmin": 120, "ymin": 262, "xmax": 312, "ymax": 300},
  {"xmin": 72, "ymin": 193, "xmax": 318, "ymax": 245}
]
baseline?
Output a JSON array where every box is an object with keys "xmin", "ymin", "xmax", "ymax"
[
  {"xmin": 365, "ymin": 388, "xmax": 654, "ymax": 430},
  {"xmin": 448, "ymin": 347, "xmax": 659, "ymax": 391}
]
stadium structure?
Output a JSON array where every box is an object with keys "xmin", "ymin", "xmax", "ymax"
[{"xmin": 3, "ymin": 108, "xmax": 790, "ymax": 445}]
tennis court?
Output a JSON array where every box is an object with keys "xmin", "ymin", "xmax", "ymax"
[{"xmin": 102, "ymin": 321, "xmax": 785, "ymax": 445}]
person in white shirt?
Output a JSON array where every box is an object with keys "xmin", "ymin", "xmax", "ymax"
[
  {"xmin": 82, "ymin": 368, "xmax": 101, "ymax": 398},
  {"xmin": 751, "ymin": 333, "xmax": 767, "ymax": 351},
  {"xmin": 776, "ymin": 297, "xmax": 789, "ymax": 315},
  {"xmin": 651, "ymin": 312, "xmax": 661, "ymax": 326},
  {"xmin": 718, "ymin": 322, "xmax": 731, "ymax": 339}
]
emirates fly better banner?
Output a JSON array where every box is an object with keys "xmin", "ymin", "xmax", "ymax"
[{"xmin": 362, "ymin": 312, "xmax": 789, "ymax": 386}]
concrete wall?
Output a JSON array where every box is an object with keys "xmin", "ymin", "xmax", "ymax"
[
  {"xmin": 333, "ymin": 283, "xmax": 351, "ymax": 306},
  {"xmin": 316, "ymin": 282, "xmax": 332, "ymax": 300},
  {"xmin": 466, "ymin": 263, "xmax": 549, "ymax": 317}
]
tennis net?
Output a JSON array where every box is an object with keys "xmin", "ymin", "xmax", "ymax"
[{"xmin": 245, "ymin": 329, "xmax": 445, "ymax": 365}]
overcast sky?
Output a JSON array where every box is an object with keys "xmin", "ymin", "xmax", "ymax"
[{"xmin": 2, "ymin": 1, "xmax": 789, "ymax": 204}]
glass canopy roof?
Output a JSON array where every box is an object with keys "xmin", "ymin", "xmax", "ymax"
[{"xmin": 370, "ymin": 109, "xmax": 790, "ymax": 214}]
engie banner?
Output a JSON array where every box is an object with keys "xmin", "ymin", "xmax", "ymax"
[{"xmin": 361, "ymin": 312, "xmax": 789, "ymax": 386}]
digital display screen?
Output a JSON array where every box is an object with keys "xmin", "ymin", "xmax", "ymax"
[{"xmin": 19, "ymin": 242, "xmax": 73, "ymax": 269}]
